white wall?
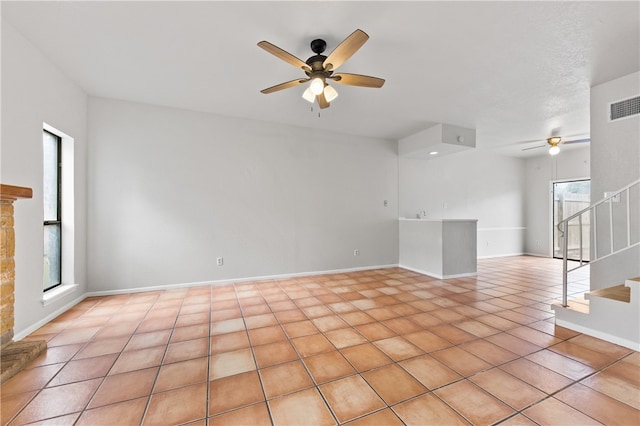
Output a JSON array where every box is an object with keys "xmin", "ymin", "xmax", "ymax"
[
  {"xmin": 590, "ymin": 71, "xmax": 640, "ymax": 289},
  {"xmin": 399, "ymin": 149, "xmax": 525, "ymax": 258},
  {"xmin": 1, "ymin": 21, "xmax": 88, "ymax": 335},
  {"xmin": 524, "ymin": 146, "xmax": 590, "ymax": 256},
  {"xmin": 87, "ymin": 98, "xmax": 399, "ymax": 292}
]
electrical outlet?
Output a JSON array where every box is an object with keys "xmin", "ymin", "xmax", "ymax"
[
  {"xmin": 354, "ymin": 249, "xmax": 359, "ymax": 256},
  {"xmin": 216, "ymin": 257, "xmax": 223, "ymax": 266}
]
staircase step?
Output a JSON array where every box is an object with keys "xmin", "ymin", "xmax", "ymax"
[
  {"xmin": 552, "ymin": 297, "xmax": 590, "ymax": 314},
  {"xmin": 553, "ymin": 275, "xmax": 639, "ymax": 351},
  {"xmin": 587, "ymin": 284, "xmax": 631, "ymax": 303},
  {"xmin": 567, "ymin": 297, "xmax": 590, "ymax": 313}
]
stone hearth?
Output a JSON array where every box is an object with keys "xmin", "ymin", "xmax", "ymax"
[{"xmin": 0, "ymin": 184, "xmax": 46, "ymax": 384}]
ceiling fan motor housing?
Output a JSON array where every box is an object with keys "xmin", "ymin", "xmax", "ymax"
[
  {"xmin": 306, "ymin": 55, "xmax": 327, "ymax": 68},
  {"xmin": 307, "ymin": 39, "xmax": 332, "ymax": 76}
]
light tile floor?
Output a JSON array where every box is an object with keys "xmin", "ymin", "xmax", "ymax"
[{"xmin": 2, "ymin": 256, "xmax": 639, "ymax": 425}]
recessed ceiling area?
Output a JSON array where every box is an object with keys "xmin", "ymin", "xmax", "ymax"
[{"xmin": 2, "ymin": 1, "xmax": 638, "ymax": 156}]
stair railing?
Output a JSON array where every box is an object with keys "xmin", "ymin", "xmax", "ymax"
[{"xmin": 558, "ymin": 179, "xmax": 640, "ymax": 306}]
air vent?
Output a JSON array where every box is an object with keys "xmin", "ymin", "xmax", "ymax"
[{"xmin": 609, "ymin": 95, "xmax": 640, "ymax": 121}]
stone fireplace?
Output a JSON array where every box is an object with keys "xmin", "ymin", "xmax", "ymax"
[{"xmin": 1, "ymin": 184, "xmax": 46, "ymax": 383}]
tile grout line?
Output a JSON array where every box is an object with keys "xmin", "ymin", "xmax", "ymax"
[
  {"xmin": 138, "ymin": 291, "xmax": 184, "ymax": 425},
  {"xmin": 221, "ymin": 267, "xmax": 602, "ymax": 424},
  {"xmin": 9, "ymin": 297, "xmax": 128, "ymax": 425},
  {"xmin": 4, "ymin": 259, "xmax": 636, "ymax": 424},
  {"xmin": 233, "ymin": 281, "xmax": 277, "ymax": 425}
]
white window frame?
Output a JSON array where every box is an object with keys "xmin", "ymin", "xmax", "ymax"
[{"xmin": 42, "ymin": 123, "xmax": 78, "ymax": 305}]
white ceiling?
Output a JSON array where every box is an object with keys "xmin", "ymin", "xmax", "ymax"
[{"xmin": 2, "ymin": 1, "xmax": 639, "ymax": 156}]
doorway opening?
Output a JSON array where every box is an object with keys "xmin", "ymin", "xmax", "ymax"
[{"xmin": 553, "ymin": 179, "xmax": 591, "ymax": 260}]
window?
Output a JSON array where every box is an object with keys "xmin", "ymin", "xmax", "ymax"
[
  {"xmin": 43, "ymin": 129, "xmax": 62, "ymax": 291},
  {"xmin": 41, "ymin": 123, "xmax": 77, "ymax": 304}
]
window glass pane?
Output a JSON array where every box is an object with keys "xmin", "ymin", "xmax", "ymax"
[
  {"xmin": 43, "ymin": 131, "xmax": 59, "ymax": 221},
  {"xmin": 43, "ymin": 224, "xmax": 61, "ymax": 290}
]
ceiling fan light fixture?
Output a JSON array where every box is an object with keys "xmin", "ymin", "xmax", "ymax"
[
  {"xmin": 323, "ymin": 85, "xmax": 339, "ymax": 102},
  {"xmin": 547, "ymin": 136, "xmax": 561, "ymax": 155},
  {"xmin": 310, "ymin": 77, "xmax": 325, "ymax": 95},
  {"xmin": 302, "ymin": 87, "xmax": 316, "ymax": 103}
]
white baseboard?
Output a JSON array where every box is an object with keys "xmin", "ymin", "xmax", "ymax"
[
  {"xmin": 398, "ymin": 264, "xmax": 476, "ymax": 280},
  {"xmin": 398, "ymin": 264, "xmax": 441, "ymax": 279},
  {"xmin": 442, "ymin": 272, "xmax": 477, "ymax": 279},
  {"xmin": 555, "ymin": 318, "xmax": 640, "ymax": 351},
  {"xmin": 85, "ymin": 263, "xmax": 400, "ymax": 297},
  {"xmin": 477, "ymin": 252, "xmax": 525, "ymax": 260},
  {"xmin": 14, "ymin": 293, "xmax": 87, "ymax": 341},
  {"xmin": 522, "ymin": 252, "xmax": 552, "ymax": 258},
  {"xmin": 15, "ymin": 263, "xmax": 400, "ymax": 339}
]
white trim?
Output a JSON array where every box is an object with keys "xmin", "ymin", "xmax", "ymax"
[
  {"xmin": 21, "ymin": 264, "xmax": 400, "ymax": 338},
  {"xmin": 42, "ymin": 283, "xmax": 79, "ymax": 306},
  {"xmin": 399, "ymin": 218, "xmax": 478, "ymax": 222},
  {"xmin": 398, "ymin": 265, "xmax": 441, "ymax": 279},
  {"xmin": 555, "ymin": 318, "xmax": 640, "ymax": 351},
  {"xmin": 588, "ymin": 242, "xmax": 640, "ymax": 264},
  {"xmin": 16, "ymin": 292, "xmax": 86, "ymax": 340},
  {"xmin": 85, "ymin": 264, "xmax": 400, "ymax": 297},
  {"xmin": 442, "ymin": 272, "xmax": 477, "ymax": 279},
  {"xmin": 477, "ymin": 227, "xmax": 525, "ymax": 232},
  {"xmin": 522, "ymin": 252, "xmax": 552, "ymax": 258},
  {"xmin": 398, "ymin": 264, "xmax": 476, "ymax": 280},
  {"xmin": 477, "ymin": 252, "xmax": 525, "ymax": 259},
  {"xmin": 551, "ymin": 176, "xmax": 591, "ymax": 185}
]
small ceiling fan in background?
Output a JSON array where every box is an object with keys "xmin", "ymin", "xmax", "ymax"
[
  {"xmin": 258, "ymin": 29, "xmax": 385, "ymax": 109},
  {"xmin": 522, "ymin": 136, "xmax": 590, "ymax": 155}
]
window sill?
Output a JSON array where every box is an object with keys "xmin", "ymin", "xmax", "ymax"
[{"xmin": 42, "ymin": 283, "xmax": 79, "ymax": 306}]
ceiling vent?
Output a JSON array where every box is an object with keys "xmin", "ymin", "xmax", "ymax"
[{"xmin": 609, "ymin": 95, "xmax": 640, "ymax": 121}]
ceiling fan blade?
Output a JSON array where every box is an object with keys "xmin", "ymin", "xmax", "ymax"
[
  {"xmin": 562, "ymin": 138, "xmax": 590, "ymax": 145},
  {"xmin": 260, "ymin": 78, "xmax": 308, "ymax": 94},
  {"xmin": 514, "ymin": 139, "xmax": 545, "ymax": 146},
  {"xmin": 258, "ymin": 41, "xmax": 311, "ymax": 72},
  {"xmin": 331, "ymin": 73, "xmax": 385, "ymax": 88},
  {"xmin": 522, "ymin": 144, "xmax": 546, "ymax": 151},
  {"xmin": 323, "ymin": 29, "xmax": 369, "ymax": 71},
  {"xmin": 317, "ymin": 91, "xmax": 330, "ymax": 109}
]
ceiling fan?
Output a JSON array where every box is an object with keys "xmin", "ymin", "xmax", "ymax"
[
  {"xmin": 258, "ymin": 29, "xmax": 385, "ymax": 109},
  {"xmin": 522, "ymin": 136, "xmax": 590, "ymax": 155}
]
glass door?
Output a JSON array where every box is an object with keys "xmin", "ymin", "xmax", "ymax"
[{"xmin": 553, "ymin": 180, "xmax": 590, "ymax": 260}]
